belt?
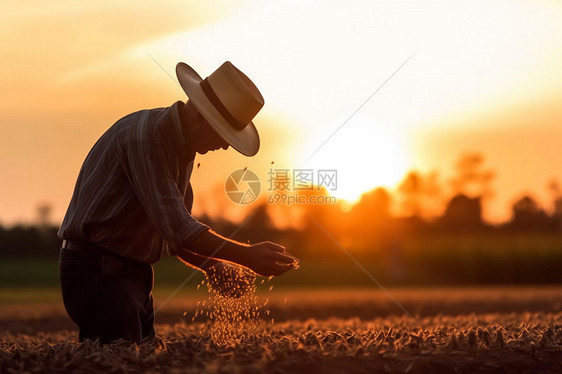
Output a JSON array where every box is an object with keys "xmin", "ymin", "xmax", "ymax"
[
  {"xmin": 62, "ymin": 239, "xmax": 111, "ymax": 256},
  {"xmin": 61, "ymin": 239, "xmax": 90, "ymax": 251},
  {"xmin": 61, "ymin": 239, "xmax": 130, "ymax": 261}
]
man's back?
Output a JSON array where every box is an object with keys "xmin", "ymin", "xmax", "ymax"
[{"xmin": 58, "ymin": 101, "xmax": 208, "ymax": 263}]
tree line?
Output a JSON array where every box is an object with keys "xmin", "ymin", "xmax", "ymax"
[{"xmin": 1, "ymin": 152, "xmax": 561, "ymax": 259}]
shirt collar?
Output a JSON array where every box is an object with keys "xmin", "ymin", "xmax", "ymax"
[{"xmin": 169, "ymin": 100, "xmax": 195, "ymax": 157}]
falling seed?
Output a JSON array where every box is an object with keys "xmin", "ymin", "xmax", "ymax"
[
  {"xmin": 196, "ymin": 263, "xmax": 269, "ymax": 347},
  {"xmin": 269, "ymin": 286, "xmax": 274, "ymax": 291}
]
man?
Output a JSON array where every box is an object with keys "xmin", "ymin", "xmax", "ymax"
[{"xmin": 58, "ymin": 61, "xmax": 298, "ymax": 344}]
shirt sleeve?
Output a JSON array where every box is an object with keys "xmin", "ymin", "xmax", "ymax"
[{"xmin": 119, "ymin": 138, "xmax": 209, "ymax": 254}]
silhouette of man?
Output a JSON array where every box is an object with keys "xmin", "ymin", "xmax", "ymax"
[{"xmin": 58, "ymin": 61, "xmax": 297, "ymax": 344}]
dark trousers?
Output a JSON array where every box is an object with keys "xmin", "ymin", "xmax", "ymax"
[{"xmin": 59, "ymin": 245, "xmax": 155, "ymax": 344}]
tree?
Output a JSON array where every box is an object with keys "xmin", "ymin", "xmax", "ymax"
[
  {"xmin": 36, "ymin": 202, "xmax": 52, "ymax": 228},
  {"xmin": 346, "ymin": 187, "xmax": 393, "ymax": 247},
  {"xmin": 397, "ymin": 170, "xmax": 442, "ymax": 218},
  {"xmin": 235, "ymin": 203, "xmax": 277, "ymax": 243},
  {"xmin": 509, "ymin": 195, "xmax": 549, "ymax": 231},
  {"xmin": 449, "ymin": 153, "xmax": 495, "ymax": 199},
  {"xmin": 350, "ymin": 187, "xmax": 392, "ymax": 223},
  {"xmin": 441, "ymin": 194, "xmax": 484, "ymax": 230},
  {"xmin": 439, "ymin": 153, "xmax": 495, "ymax": 229},
  {"xmin": 547, "ymin": 180, "xmax": 562, "ymax": 232}
]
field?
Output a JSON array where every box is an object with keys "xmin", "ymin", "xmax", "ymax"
[{"xmin": 1, "ymin": 286, "xmax": 562, "ymax": 373}]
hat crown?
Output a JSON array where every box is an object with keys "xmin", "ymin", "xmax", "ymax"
[{"xmin": 206, "ymin": 62, "xmax": 264, "ymax": 129}]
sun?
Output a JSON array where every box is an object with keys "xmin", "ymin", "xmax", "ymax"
[{"xmin": 302, "ymin": 117, "xmax": 409, "ymax": 204}]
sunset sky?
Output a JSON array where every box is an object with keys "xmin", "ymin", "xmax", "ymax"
[{"xmin": 1, "ymin": 0, "xmax": 561, "ymax": 225}]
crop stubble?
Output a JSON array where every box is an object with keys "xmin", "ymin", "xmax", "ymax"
[{"xmin": 1, "ymin": 284, "xmax": 561, "ymax": 373}]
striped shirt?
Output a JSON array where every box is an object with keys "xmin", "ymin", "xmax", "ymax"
[{"xmin": 58, "ymin": 101, "xmax": 209, "ymax": 263}]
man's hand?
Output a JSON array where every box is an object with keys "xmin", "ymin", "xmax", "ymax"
[
  {"xmin": 186, "ymin": 230, "xmax": 299, "ymax": 277},
  {"xmin": 238, "ymin": 241, "xmax": 299, "ymax": 277},
  {"xmin": 204, "ymin": 261, "xmax": 256, "ymax": 298}
]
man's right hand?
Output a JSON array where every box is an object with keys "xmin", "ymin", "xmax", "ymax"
[{"xmin": 239, "ymin": 241, "xmax": 299, "ymax": 277}]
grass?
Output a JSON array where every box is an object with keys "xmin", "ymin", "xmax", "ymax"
[
  {"xmin": 0, "ymin": 255, "xmax": 392, "ymax": 290},
  {"xmin": 2, "ymin": 231, "xmax": 562, "ymax": 294}
]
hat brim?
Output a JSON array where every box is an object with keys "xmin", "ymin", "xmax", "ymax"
[{"xmin": 176, "ymin": 62, "xmax": 260, "ymax": 156}]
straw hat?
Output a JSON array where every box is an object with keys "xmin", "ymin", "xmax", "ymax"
[{"xmin": 176, "ymin": 61, "xmax": 264, "ymax": 156}]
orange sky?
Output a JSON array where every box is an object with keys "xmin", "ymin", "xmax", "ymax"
[{"xmin": 1, "ymin": 0, "xmax": 561, "ymax": 225}]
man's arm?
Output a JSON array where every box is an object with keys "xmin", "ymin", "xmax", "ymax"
[
  {"xmin": 176, "ymin": 248, "xmax": 220, "ymax": 272},
  {"xmin": 178, "ymin": 229, "xmax": 296, "ymax": 277}
]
